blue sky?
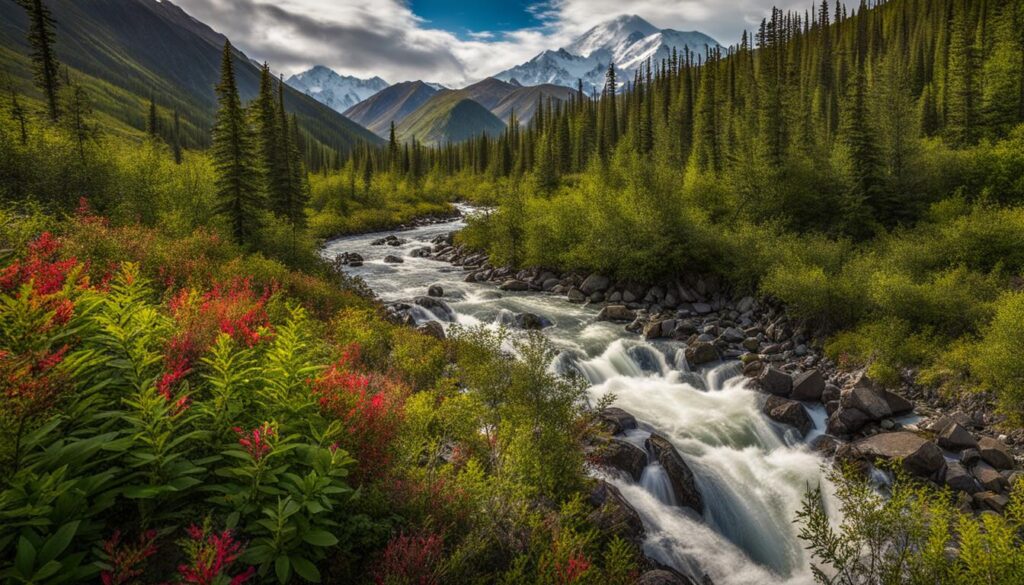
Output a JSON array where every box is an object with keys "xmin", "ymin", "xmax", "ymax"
[
  {"xmin": 173, "ymin": 0, "xmax": 805, "ymax": 86},
  {"xmin": 410, "ymin": 0, "xmax": 542, "ymax": 38}
]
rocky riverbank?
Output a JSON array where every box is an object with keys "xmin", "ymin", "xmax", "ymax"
[{"xmin": 392, "ymin": 233, "xmax": 1024, "ymax": 516}]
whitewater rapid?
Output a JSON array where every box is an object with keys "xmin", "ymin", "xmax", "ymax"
[{"xmin": 323, "ymin": 212, "xmax": 837, "ymax": 584}]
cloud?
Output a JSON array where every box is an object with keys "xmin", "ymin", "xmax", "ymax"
[{"xmin": 171, "ymin": 0, "xmax": 811, "ymax": 87}]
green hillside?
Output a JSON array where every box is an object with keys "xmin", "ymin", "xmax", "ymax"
[
  {"xmin": 0, "ymin": 0, "xmax": 382, "ymax": 159},
  {"xmin": 343, "ymin": 80, "xmax": 439, "ymax": 137},
  {"xmin": 395, "ymin": 92, "xmax": 506, "ymax": 145}
]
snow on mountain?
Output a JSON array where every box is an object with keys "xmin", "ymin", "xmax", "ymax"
[
  {"xmin": 286, "ymin": 66, "xmax": 389, "ymax": 113},
  {"xmin": 495, "ymin": 15, "xmax": 720, "ymax": 94}
]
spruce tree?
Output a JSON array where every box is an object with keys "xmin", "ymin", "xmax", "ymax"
[
  {"xmin": 211, "ymin": 41, "xmax": 261, "ymax": 244},
  {"xmin": 60, "ymin": 82, "xmax": 94, "ymax": 162},
  {"xmin": 10, "ymin": 90, "xmax": 28, "ymax": 145},
  {"xmin": 146, "ymin": 96, "xmax": 159, "ymax": 138},
  {"xmin": 172, "ymin": 109, "xmax": 182, "ymax": 164},
  {"xmin": 253, "ymin": 64, "xmax": 285, "ymax": 215},
  {"xmin": 21, "ymin": 0, "xmax": 60, "ymax": 122}
]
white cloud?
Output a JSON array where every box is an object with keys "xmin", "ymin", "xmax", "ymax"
[{"xmin": 171, "ymin": 0, "xmax": 812, "ymax": 87}]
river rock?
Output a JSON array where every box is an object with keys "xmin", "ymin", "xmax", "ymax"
[
  {"xmin": 978, "ymin": 437, "xmax": 1015, "ymax": 470},
  {"xmin": 427, "ymin": 284, "xmax": 444, "ymax": 297},
  {"xmin": 974, "ymin": 491, "xmax": 1009, "ymax": 513},
  {"xmin": 580, "ymin": 274, "xmax": 611, "ymax": 295},
  {"xmin": 685, "ymin": 342, "xmax": 718, "ymax": 367},
  {"xmin": 414, "ymin": 296, "xmax": 455, "ymax": 322},
  {"xmin": 499, "ymin": 280, "xmax": 529, "ymax": 292},
  {"xmin": 587, "ymin": 481, "xmax": 645, "ymax": 549},
  {"xmin": 600, "ymin": 407, "xmax": 638, "ymax": 435},
  {"xmin": 944, "ymin": 461, "xmax": 981, "ymax": 494},
  {"xmin": 854, "ymin": 432, "xmax": 945, "ymax": 478},
  {"xmin": 971, "ymin": 461, "xmax": 1009, "ymax": 492},
  {"xmin": 758, "ymin": 367, "xmax": 793, "ymax": 397},
  {"xmin": 827, "ymin": 406, "xmax": 871, "ymax": 436},
  {"xmin": 791, "ymin": 369, "xmax": 825, "ymax": 401},
  {"xmin": 937, "ymin": 422, "xmax": 978, "ymax": 451},
  {"xmin": 383, "ymin": 254, "xmax": 404, "ymax": 264},
  {"xmin": 567, "ymin": 287, "xmax": 587, "ymax": 303},
  {"xmin": 763, "ymin": 396, "xmax": 813, "ymax": 436},
  {"xmin": 841, "ymin": 371, "xmax": 914, "ymax": 420},
  {"xmin": 643, "ymin": 321, "xmax": 664, "ymax": 340},
  {"xmin": 597, "ymin": 305, "xmax": 636, "ymax": 322},
  {"xmin": 646, "ymin": 434, "xmax": 703, "ymax": 514},
  {"xmin": 692, "ymin": 302, "xmax": 712, "ymax": 315},
  {"xmin": 721, "ymin": 327, "xmax": 745, "ymax": 343},
  {"xmin": 636, "ymin": 570, "xmax": 696, "ymax": 585},
  {"xmin": 598, "ymin": 439, "xmax": 648, "ymax": 481},
  {"xmin": 515, "ymin": 312, "xmax": 552, "ymax": 330},
  {"xmin": 416, "ymin": 321, "xmax": 445, "ymax": 340}
]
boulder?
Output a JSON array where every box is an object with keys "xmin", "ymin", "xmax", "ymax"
[
  {"xmin": 685, "ymin": 342, "xmax": 718, "ymax": 367},
  {"xmin": 978, "ymin": 436, "xmax": 1015, "ymax": 470},
  {"xmin": 644, "ymin": 321, "xmax": 665, "ymax": 340},
  {"xmin": 599, "ymin": 407, "xmax": 638, "ymax": 435},
  {"xmin": 763, "ymin": 396, "xmax": 813, "ymax": 436},
  {"xmin": 383, "ymin": 254, "xmax": 404, "ymax": 264},
  {"xmin": 791, "ymin": 369, "xmax": 825, "ymax": 402},
  {"xmin": 854, "ymin": 432, "xmax": 945, "ymax": 478},
  {"xmin": 427, "ymin": 284, "xmax": 444, "ymax": 297},
  {"xmin": 721, "ymin": 327, "xmax": 745, "ymax": 343},
  {"xmin": 499, "ymin": 280, "xmax": 530, "ymax": 292},
  {"xmin": 414, "ymin": 297, "xmax": 455, "ymax": 322},
  {"xmin": 646, "ymin": 434, "xmax": 703, "ymax": 514},
  {"xmin": 587, "ymin": 481, "xmax": 645, "ymax": 549},
  {"xmin": 937, "ymin": 423, "xmax": 978, "ymax": 451},
  {"xmin": 580, "ymin": 274, "xmax": 612, "ymax": 295},
  {"xmin": 974, "ymin": 491, "xmax": 1009, "ymax": 513},
  {"xmin": 415, "ymin": 321, "xmax": 446, "ymax": 340},
  {"xmin": 827, "ymin": 407, "xmax": 871, "ymax": 436},
  {"xmin": 636, "ymin": 570, "xmax": 696, "ymax": 585},
  {"xmin": 597, "ymin": 305, "xmax": 637, "ymax": 322},
  {"xmin": 944, "ymin": 461, "xmax": 981, "ymax": 494},
  {"xmin": 758, "ymin": 367, "xmax": 793, "ymax": 397},
  {"xmin": 971, "ymin": 461, "xmax": 1009, "ymax": 492},
  {"xmin": 598, "ymin": 439, "xmax": 648, "ymax": 481},
  {"xmin": 841, "ymin": 376, "xmax": 913, "ymax": 421},
  {"xmin": 515, "ymin": 312, "xmax": 552, "ymax": 330},
  {"xmin": 742, "ymin": 337, "xmax": 759, "ymax": 352},
  {"xmin": 692, "ymin": 303, "xmax": 713, "ymax": 315},
  {"xmin": 567, "ymin": 287, "xmax": 587, "ymax": 303}
]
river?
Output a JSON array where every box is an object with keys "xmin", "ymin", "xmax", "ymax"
[{"xmin": 323, "ymin": 211, "xmax": 837, "ymax": 585}]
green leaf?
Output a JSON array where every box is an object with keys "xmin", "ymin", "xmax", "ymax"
[
  {"xmin": 15, "ymin": 536, "xmax": 37, "ymax": 577},
  {"xmin": 301, "ymin": 530, "xmax": 337, "ymax": 548},
  {"xmin": 226, "ymin": 511, "xmax": 240, "ymax": 529},
  {"xmin": 275, "ymin": 555, "xmax": 291, "ymax": 584},
  {"xmin": 39, "ymin": 521, "xmax": 79, "ymax": 563},
  {"xmin": 32, "ymin": 560, "xmax": 63, "ymax": 581},
  {"xmin": 291, "ymin": 556, "xmax": 321, "ymax": 583}
]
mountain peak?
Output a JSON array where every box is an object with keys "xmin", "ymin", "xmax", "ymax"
[
  {"xmin": 567, "ymin": 14, "xmax": 660, "ymax": 57},
  {"xmin": 286, "ymin": 66, "xmax": 389, "ymax": 113}
]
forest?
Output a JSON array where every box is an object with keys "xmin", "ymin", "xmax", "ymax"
[{"xmin": 2, "ymin": 0, "xmax": 1024, "ymax": 583}]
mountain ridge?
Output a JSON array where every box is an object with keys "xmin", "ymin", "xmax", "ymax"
[{"xmin": 286, "ymin": 66, "xmax": 389, "ymax": 113}]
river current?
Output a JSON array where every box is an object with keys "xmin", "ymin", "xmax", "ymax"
[{"xmin": 323, "ymin": 212, "xmax": 838, "ymax": 585}]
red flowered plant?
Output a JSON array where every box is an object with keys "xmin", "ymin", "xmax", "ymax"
[
  {"xmin": 177, "ymin": 523, "xmax": 255, "ymax": 585},
  {"xmin": 0, "ymin": 232, "xmax": 80, "ymax": 297},
  {"xmin": 233, "ymin": 423, "xmax": 276, "ymax": 463},
  {"xmin": 372, "ymin": 532, "xmax": 444, "ymax": 585},
  {"xmin": 555, "ymin": 553, "xmax": 592, "ymax": 585},
  {"xmin": 312, "ymin": 356, "xmax": 407, "ymax": 481},
  {"xmin": 99, "ymin": 529, "xmax": 159, "ymax": 585}
]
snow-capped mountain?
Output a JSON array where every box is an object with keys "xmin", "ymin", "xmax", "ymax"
[
  {"xmin": 495, "ymin": 15, "xmax": 720, "ymax": 94},
  {"xmin": 285, "ymin": 66, "xmax": 389, "ymax": 113}
]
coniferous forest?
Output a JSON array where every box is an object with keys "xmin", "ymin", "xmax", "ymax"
[{"xmin": 3, "ymin": 0, "xmax": 1024, "ymax": 584}]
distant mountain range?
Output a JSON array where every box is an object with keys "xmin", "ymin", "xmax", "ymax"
[
  {"xmin": 0, "ymin": 0, "xmax": 383, "ymax": 151},
  {"xmin": 495, "ymin": 15, "xmax": 721, "ymax": 94},
  {"xmin": 286, "ymin": 66, "xmax": 389, "ymax": 113}
]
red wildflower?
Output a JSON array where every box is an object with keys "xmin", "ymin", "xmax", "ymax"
[
  {"xmin": 99, "ymin": 529, "xmax": 159, "ymax": 585},
  {"xmin": 372, "ymin": 532, "xmax": 444, "ymax": 585},
  {"xmin": 177, "ymin": 525, "xmax": 254, "ymax": 585},
  {"xmin": 234, "ymin": 423, "xmax": 276, "ymax": 462},
  {"xmin": 556, "ymin": 553, "xmax": 592, "ymax": 585}
]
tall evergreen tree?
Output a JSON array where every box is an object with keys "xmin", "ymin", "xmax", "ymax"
[
  {"xmin": 211, "ymin": 41, "xmax": 261, "ymax": 244},
  {"xmin": 21, "ymin": 0, "xmax": 61, "ymax": 122},
  {"xmin": 146, "ymin": 96, "xmax": 159, "ymax": 138},
  {"xmin": 172, "ymin": 109, "xmax": 182, "ymax": 164}
]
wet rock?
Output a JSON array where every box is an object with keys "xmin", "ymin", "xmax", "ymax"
[
  {"xmin": 841, "ymin": 372, "xmax": 914, "ymax": 420},
  {"xmin": 758, "ymin": 367, "xmax": 793, "ymax": 397},
  {"xmin": 636, "ymin": 570, "xmax": 696, "ymax": 585},
  {"xmin": 692, "ymin": 303, "xmax": 713, "ymax": 315},
  {"xmin": 961, "ymin": 448, "xmax": 981, "ymax": 467},
  {"xmin": 598, "ymin": 439, "xmax": 648, "ymax": 481},
  {"xmin": 646, "ymin": 434, "xmax": 703, "ymax": 514},
  {"xmin": 515, "ymin": 312, "xmax": 552, "ymax": 330},
  {"xmin": 763, "ymin": 396, "xmax": 813, "ymax": 436},
  {"xmin": 854, "ymin": 432, "xmax": 945, "ymax": 479},
  {"xmin": 937, "ymin": 422, "xmax": 978, "ymax": 451},
  {"xmin": 944, "ymin": 461, "xmax": 981, "ymax": 494},
  {"xmin": 587, "ymin": 481, "xmax": 645, "ymax": 549},
  {"xmin": 416, "ymin": 321, "xmax": 446, "ymax": 340},
  {"xmin": 742, "ymin": 337, "xmax": 759, "ymax": 352},
  {"xmin": 685, "ymin": 342, "xmax": 718, "ymax": 367},
  {"xmin": 499, "ymin": 280, "xmax": 530, "ymax": 291},
  {"xmin": 791, "ymin": 369, "xmax": 825, "ymax": 402},
  {"xmin": 597, "ymin": 305, "xmax": 637, "ymax": 322},
  {"xmin": 567, "ymin": 287, "xmax": 587, "ymax": 303},
  {"xmin": 811, "ymin": 435, "xmax": 841, "ymax": 456},
  {"xmin": 600, "ymin": 407, "xmax": 638, "ymax": 435},
  {"xmin": 414, "ymin": 296, "xmax": 456, "ymax": 322},
  {"xmin": 978, "ymin": 436, "xmax": 1015, "ymax": 470},
  {"xmin": 383, "ymin": 254, "xmax": 404, "ymax": 264},
  {"xmin": 580, "ymin": 274, "xmax": 611, "ymax": 295},
  {"xmin": 822, "ymin": 384, "xmax": 841, "ymax": 404},
  {"xmin": 971, "ymin": 461, "xmax": 1009, "ymax": 492},
  {"xmin": 743, "ymin": 360, "xmax": 764, "ymax": 377},
  {"xmin": 644, "ymin": 321, "xmax": 665, "ymax": 340},
  {"xmin": 720, "ymin": 327, "xmax": 745, "ymax": 343},
  {"xmin": 427, "ymin": 284, "xmax": 444, "ymax": 297}
]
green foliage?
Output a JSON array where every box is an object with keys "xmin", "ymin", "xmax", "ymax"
[
  {"xmin": 797, "ymin": 464, "xmax": 1024, "ymax": 585},
  {"xmin": 970, "ymin": 292, "xmax": 1024, "ymax": 420}
]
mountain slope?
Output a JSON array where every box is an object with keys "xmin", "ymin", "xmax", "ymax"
[
  {"xmin": 496, "ymin": 14, "xmax": 720, "ymax": 93},
  {"xmin": 395, "ymin": 92, "xmax": 505, "ymax": 146},
  {"xmin": 491, "ymin": 84, "xmax": 575, "ymax": 126},
  {"xmin": 0, "ymin": 0, "xmax": 382, "ymax": 152},
  {"xmin": 343, "ymin": 81, "xmax": 439, "ymax": 137},
  {"xmin": 286, "ymin": 66, "xmax": 388, "ymax": 113}
]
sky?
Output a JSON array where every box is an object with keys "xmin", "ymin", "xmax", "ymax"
[{"xmin": 171, "ymin": 0, "xmax": 808, "ymax": 87}]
